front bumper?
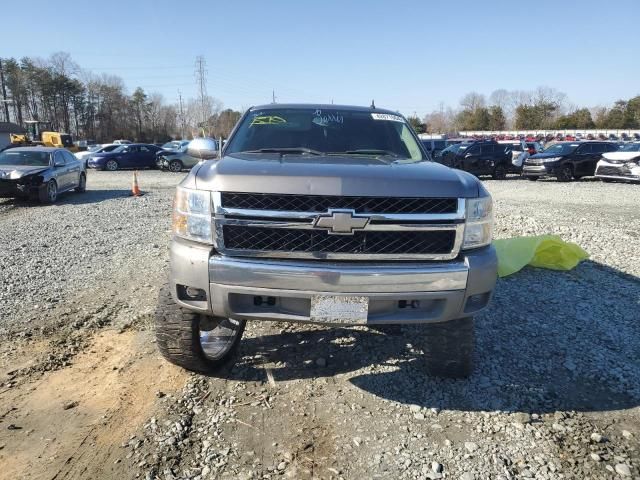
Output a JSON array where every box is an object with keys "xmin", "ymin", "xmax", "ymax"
[
  {"xmin": 168, "ymin": 237, "xmax": 498, "ymax": 325},
  {"xmin": 522, "ymin": 164, "xmax": 555, "ymax": 177},
  {"xmin": 0, "ymin": 180, "xmax": 39, "ymax": 198},
  {"xmin": 595, "ymin": 161, "xmax": 640, "ymax": 182}
]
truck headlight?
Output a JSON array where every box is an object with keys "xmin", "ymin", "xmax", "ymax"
[
  {"xmin": 172, "ymin": 186, "xmax": 213, "ymax": 243},
  {"xmin": 463, "ymin": 196, "xmax": 493, "ymax": 249}
]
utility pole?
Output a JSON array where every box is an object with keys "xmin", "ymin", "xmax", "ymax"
[
  {"xmin": 0, "ymin": 59, "xmax": 10, "ymax": 123},
  {"xmin": 177, "ymin": 90, "xmax": 186, "ymax": 139},
  {"xmin": 272, "ymin": 89, "xmax": 276, "ymax": 104},
  {"xmin": 194, "ymin": 56, "xmax": 208, "ymax": 134}
]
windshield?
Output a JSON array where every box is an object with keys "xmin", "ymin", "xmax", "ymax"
[
  {"xmin": 162, "ymin": 141, "xmax": 179, "ymax": 150},
  {"xmin": 619, "ymin": 143, "xmax": 640, "ymax": 152},
  {"xmin": 0, "ymin": 150, "xmax": 50, "ymax": 166},
  {"xmin": 441, "ymin": 143, "xmax": 469, "ymax": 155},
  {"xmin": 88, "ymin": 144, "xmax": 103, "ymax": 152},
  {"xmin": 542, "ymin": 143, "xmax": 579, "ymax": 155},
  {"xmin": 504, "ymin": 143, "xmax": 523, "ymax": 151},
  {"xmin": 225, "ymin": 108, "xmax": 425, "ymax": 161}
]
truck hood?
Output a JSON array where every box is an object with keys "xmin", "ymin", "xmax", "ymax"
[
  {"xmin": 193, "ymin": 153, "xmax": 481, "ymax": 198},
  {"xmin": 0, "ymin": 165, "xmax": 48, "ymax": 179},
  {"xmin": 602, "ymin": 151, "xmax": 640, "ymax": 162}
]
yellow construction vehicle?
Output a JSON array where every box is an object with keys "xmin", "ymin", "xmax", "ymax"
[{"xmin": 8, "ymin": 120, "xmax": 77, "ymax": 151}]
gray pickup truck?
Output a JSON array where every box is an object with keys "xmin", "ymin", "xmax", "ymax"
[{"xmin": 155, "ymin": 104, "xmax": 497, "ymax": 378}]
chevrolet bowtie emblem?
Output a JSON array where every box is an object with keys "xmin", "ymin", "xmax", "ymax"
[{"xmin": 313, "ymin": 209, "xmax": 369, "ymax": 235}]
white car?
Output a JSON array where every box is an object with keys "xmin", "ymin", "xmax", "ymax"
[
  {"xmin": 75, "ymin": 144, "xmax": 120, "ymax": 163},
  {"xmin": 595, "ymin": 143, "xmax": 640, "ymax": 183},
  {"xmin": 498, "ymin": 140, "xmax": 529, "ymax": 168}
]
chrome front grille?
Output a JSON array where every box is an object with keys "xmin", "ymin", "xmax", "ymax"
[{"xmin": 213, "ymin": 192, "xmax": 465, "ymax": 260}]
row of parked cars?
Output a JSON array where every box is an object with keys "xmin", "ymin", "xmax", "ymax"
[
  {"xmin": 74, "ymin": 140, "xmax": 218, "ymax": 172},
  {"xmin": 423, "ymin": 138, "xmax": 640, "ymax": 183}
]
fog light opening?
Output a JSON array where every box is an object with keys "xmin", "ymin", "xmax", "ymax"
[
  {"xmin": 177, "ymin": 285, "xmax": 207, "ymax": 301},
  {"xmin": 464, "ymin": 292, "xmax": 490, "ymax": 313}
]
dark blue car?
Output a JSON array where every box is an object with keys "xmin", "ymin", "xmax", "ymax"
[{"xmin": 87, "ymin": 143, "xmax": 162, "ymax": 171}]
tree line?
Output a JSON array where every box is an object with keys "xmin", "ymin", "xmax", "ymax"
[
  {"xmin": 0, "ymin": 52, "xmax": 242, "ymax": 143},
  {"xmin": 410, "ymin": 87, "xmax": 640, "ymax": 134}
]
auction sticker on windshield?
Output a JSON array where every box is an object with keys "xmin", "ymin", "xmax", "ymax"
[
  {"xmin": 371, "ymin": 113, "xmax": 405, "ymax": 122},
  {"xmin": 310, "ymin": 295, "xmax": 369, "ymax": 324}
]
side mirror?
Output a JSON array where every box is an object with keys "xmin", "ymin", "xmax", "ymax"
[
  {"xmin": 54, "ymin": 159, "xmax": 64, "ymax": 167},
  {"xmin": 187, "ymin": 138, "xmax": 218, "ymax": 160}
]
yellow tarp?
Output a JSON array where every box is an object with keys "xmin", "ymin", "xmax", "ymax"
[{"xmin": 493, "ymin": 235, "xmax": 589, "ymax": 277}]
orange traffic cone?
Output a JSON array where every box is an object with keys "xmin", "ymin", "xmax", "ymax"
[{"xmin": 131, "ymin": 171, "xmax": 142, "ymax": 196}]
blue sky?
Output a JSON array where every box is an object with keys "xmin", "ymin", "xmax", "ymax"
[{"xmin": 2, "ymin": 0, "xmax": 639, "ymax": 116}]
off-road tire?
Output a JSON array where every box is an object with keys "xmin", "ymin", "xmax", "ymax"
[
  {"xmin": 422, "ymin": 317, "xmax": 474, "ymax": 378},
  {"xmin": 75, "ymin": 173, "xmax": 86, "ymax": 192},
  {"xmin": 155, "ymin": 285, "xmax": 245, "ymax": 373},
  {"xmin": 39, "ymin": 179, "xmax": 58, "ymax": 204},
  {"xmin": 556, "ymin": 164, "xmax": 573, "ymax": 182}
]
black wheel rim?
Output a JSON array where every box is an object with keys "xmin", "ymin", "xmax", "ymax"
[{"xmin": 199, "ymin": 317, "xmax": 242, "ymax": 361}]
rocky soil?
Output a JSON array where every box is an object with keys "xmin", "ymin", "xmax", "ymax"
[{"xmin": 0, "ymin": 171, "xmax": 638, "ymax": 480}]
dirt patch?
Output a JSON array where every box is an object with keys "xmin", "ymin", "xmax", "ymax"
[{"xmin": 0, "ymin": 329, "xmax": 187, "ymax": 480}]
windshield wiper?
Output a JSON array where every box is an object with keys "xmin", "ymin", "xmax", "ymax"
[
  {"xmin": 242, "ymin": 147, "xmax": 324, "ymax": 155},
  {"xmin": 341, "ymin": 149, "xmax": 400, "ymax": 158}
]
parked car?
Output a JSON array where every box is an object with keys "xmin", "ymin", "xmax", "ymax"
[
  {"xmin": 498, "ymin": 140, "xmax": 528, "ymax": 171},
  {"xmin": 420, "ymin": 138, "xmax": 448, "ymax": 158},
  {"xmin": 75, "ymin": 143, "xmax": 119, "ymax": 166},
  {"xmin": 438, "ymin": 140, "xmax": 511, "ymax": 179},
  {"xmin": 156, "ymin": 140, "xmax": 215, "ymax": 172},
  {"xmin": 87, "ymin": 143, "xmax": 162, "ymax": 170},
  {"xmin": 595, "ymin": 142, "xmax": 640, "ymax": 183},
  {"xmin": 0, "ymin": 147, "xmax": 86, "ymax": 203},
  {"xmin": 522, "ymin": 141, "xmax": 617, "ymax": 181},
  {"xmin": 161, "ymin": 140, "xmax": 190, "ymax": 151}
]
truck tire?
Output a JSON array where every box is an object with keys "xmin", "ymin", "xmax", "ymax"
[
  {"xmin": 422, "ymin": 317, "xmax": 474, "ymax": 378},
  {"xmin": 155, "ymin": 285, "xmax": 246, "ymax": 374}
]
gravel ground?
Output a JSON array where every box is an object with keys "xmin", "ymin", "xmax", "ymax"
[{"xmin": 0, "ymin": 172, "xmax": 638, "ymax": 480}]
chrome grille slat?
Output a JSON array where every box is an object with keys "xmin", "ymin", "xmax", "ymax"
[
  {"xmin": 220, "ymin": 192, "xmax": 458, "ymax": 214},
  {"xmin": 222, "ymin": 226, "xmax": 456, "ymax": 255}
]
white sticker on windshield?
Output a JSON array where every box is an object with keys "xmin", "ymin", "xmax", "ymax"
[{"xmin": 371, "ymin": 113, "xmax": 405, "ymax": 122}]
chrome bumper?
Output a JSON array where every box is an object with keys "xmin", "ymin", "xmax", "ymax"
[
  {"xmin": 169, "ymin": 237, "xmax": 497, "ymax": 325},
  {"xmin": 522, "ymin": 165, "xmax": 549, "ymax": 176}
]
